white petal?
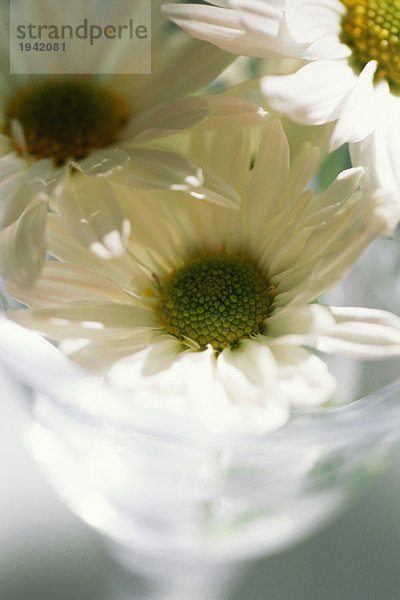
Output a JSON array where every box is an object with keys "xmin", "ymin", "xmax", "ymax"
[
  {"xmin": 349, "ymin": 88, "xmax": 400, "ymax": 231},
  {"xmin": 0, "ymin": 152, "xmax": 30, "ymax": 225},
  {"xmin": 306, "ymin": 33, "xmax": 351, "ymax": 60},
  {"xmin": 47, "ymin": 215, "xmax": 149, "ymax": 292},
  {"xmin": 140, "ymin": 334, "xmax": 189, "ymax": 376},
  {"xmin": 219, "ymin": 338, "xmax": 279, "ymax": 389},
  {"xmin": 9, "ymin": 302, "xmax": 157, "ymax": 341},
  {"xmin": 246, "ymin": 118, "xmax": 290, "ymax": 240},
  {"xmin": 311, "ymin": 166, "xmax": 363, "ymax": 213},
  {"xmin": 109, "ymin": 147, "xmax": 203, "ymax": 191},
  {"xmin": 57, "ymin": 172, "xmax": 130, "ymax": 259},
  {"xmin": 188, "ymin": 173, "xmax": 241, "ymax": 207},
  {"xmin": 110, "ymin": 343, "xmax": 289, "ymax": 434},
  {"xmin": 0, "ymin": 180, "xmax": 35, "ymax": 230},
  {"xmin": 217, "ymin": 341, "xmax": 290, "ymax": 429},
  {"xmin": 64, "ymin": 330, "xmax": 154, "ymax": 373},
  {"xmin": 191, "ymin": 95, "xmax": 269, "ymax": 130},
  {"xmin": 162, "ymin": 4, "xmax": 279, "ymax": 57},
  {"xmin": 112, "ymin": 147, "xmax": 241, "ymax": 207},
  {"xmin": 123, "ymin": 96, "xmax": 210, "ymax": 143},
  {"xmin": 76, "ymin": 147, "xmax": 130, "ymax": 176},
  {"xmin": 285, "ymin": 0, "xmax": 345, "ymax": 46},
  {"xmin": 125, "ymin": 96, "xmax": 268, "ymax": 144},
  {"xmin": 232, "ymin": 0, "xmax": 347, "ymax": 59},
  {"xmin": 269, "ymin": 344, "xmax": 336, "ymax": 406},
  {"xmin": 229, "ymin": 0, "xmax": 288, "ymax": 46},
  {"xmin": 266, "ymin": 303, "xmax": 336, "ymax": 342},
  {"xmin": 315, "ymin": 306, "xmax": 400, "ymax": 358},
  {"xmin": 330, "ymin": 61, "xmax": 378, "ymax": 149},
  {"xmin": 350, "ymin": 128, "xmax": 397, "ymax": 193},
  {"xmin": 188, "ymin": 126, "xmax": 251, "ymax": 194},
  {"xmin": 108, "ymin": 341, "xmax": 201, "ymax": 391},
  {"xmin": 27, "ymin": 158, "xmax": 67, "ymax": 197},
  {"xmin": 0, "ymin": 198, "xmax": 47, "ymax": 288},
  {"xmin": 7, "ymin": 262, "xmax": 130, "ymax": 308},
  {"xmin": 112, "ymin": 345, "xmax": 228, "ymax": 413},
  {"xmin": 261, "ymin": 60, "xmax": 356, "ymax": 125}
]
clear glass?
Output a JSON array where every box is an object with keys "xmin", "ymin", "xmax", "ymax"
[{"xmin": 1, "ymin": 315, "xmax": 400, "ymax": 599}]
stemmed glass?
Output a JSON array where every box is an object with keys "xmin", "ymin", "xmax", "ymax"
[{"xmin": 1, "ymin": 308, "xmax": 400, "ymax": 600}]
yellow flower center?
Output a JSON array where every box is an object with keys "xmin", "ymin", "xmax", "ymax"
[
  {"xmin": 5, "ymin": 80, "xmax": 129, "ymax": 164},
  {"xmin": 157, "ymin": 255, "xmax": 275, "ymax": 351},
  {"xmin": 341, "ymin": 0, "xmax": 400, "ymax": 88}
]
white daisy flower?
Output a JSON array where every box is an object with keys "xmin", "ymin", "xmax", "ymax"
[
  {"xmin": 0, "ymin": 0, "xmax": 269, "ymax": 287},
  {"xmin": 163, "ymin": 0, "xmax": 400, "ymax": 227},
  {"xmin": 7, "ymin": 119, "xmax": 400, "ymax": 434}
]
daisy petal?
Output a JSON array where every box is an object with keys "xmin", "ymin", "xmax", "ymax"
[
  {"xmin": 27, "ymin": 158, "xmax": 67, "ymax": 197},
  {"xmin": 284, "ymin": 0, "xmax": 345, "ymax": 46},
  {"xmin": 316, "ymin": 306, "xmax": 400, "ymax": 357},
  {"xmin": 0, "ymin": 198, "xmax": 47, "ymax": 288},
  {"xmin": 9, "ymin": 302, "xmax": 157, "ymax": 341},
  {"xmin": 246, "ymin": 118, "xmax": 290, "ymax": 225},
  {"xmin": 0, "ymin": 152, "xmax": 30, "ymax": 225},
  {"xmin": 350, "ymin": 127, "xmax": 398, "ymax": 194},
  {"xmin": 188, "ymin": 127, "xmax": 252, "ymax": 194},
  {"xmin": 140, "ymin": 334, "xmax": 189, "ymax": 376},
  {"xmin": 162, "ymin": 4, "xmax": 279, "ymax": 57},
  {"xmin": 76, "ymin": 147, "xmax": 130, "ymax": 177},
  {"xmin": 349, "ymin": 132, "xmax": 400, "ymax": 233},
  {"xmin": 109, "ymin": 147, "xmax": 203, "ymax": 191},
  {"xmin": 266, "ymin": 303, "xmax": 336, "ymax": 342},
  {"xmin": 191, "ymin": 95, "xmax": 269, "ymax": 129},
  {"xmin": 7, "ymin": 262, "xmax": 129, "ymax": 308},
  {"xmin": 357, "ymin": 85, "xmax": 400, "ymax": 225},
  {"xmin": 229, "ymin": 0, "xmax": 285, "ymax": 38},
  {"xmin": 0, "ymin": 180, "xmax": 37, "ymax": 231},
  {"xmin": 57, "ymin": 172, "xmax": 130, "ymax": 260},
  {"xmin": 123, "ymin": 97, "xmax": 210, "ymax": 143},
  {"xmin": 188, "ymin": 164, "xmax": 242, "ymax": 207},
  {"xmin": 125, "ymin": 96, "xmax": 268, "ymax": 144},
  {"xmin": 270, "ymin": 344, "xmax": 336, "ymax": 406},
  {"xmin": 330, "ymin": 61, "xmax": 378, "ymax": 150},
  {"xmin": 261, "ymin": 60, "xmax": 356, "ymax": 125},
  {"xmin": 311, "ymin": 166, "xmax": 363, "ymax": 213},
  {"xmin": 230, "ymin": 0, "xmax": 311, "ymax": 56},
  {"xmin": 217, "ymin": 341, "xmax": 290, "ymax": 430},
  {"xmin": 47, "ymin": 215, "xmax": 146, "ymax": 290},
  {"xmin": 65, "ymin": 330, "xmax": 154, "ymax": 373},
  {"xmin": 306, "ymin": 33, "xmax": 351, "ymax": 60},
  {"xmin": 112, "ymin": 147, "xmax": 241, "ymax": 206}
]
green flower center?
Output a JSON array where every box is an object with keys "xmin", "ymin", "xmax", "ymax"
[
  {"xmin": 157, "ymin": 255, "xmax": 274, "ymax": 351},
  {"xmin": 5, "ymin": 80, "xmax": 129, "ymax": 164},
  {"xmin": 341, "ymin": 0, "xmax": 400, "ymax": 88}
]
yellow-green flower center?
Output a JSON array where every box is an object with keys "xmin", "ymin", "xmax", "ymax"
[
  {"xmin": 5, "ymin": 80, "xmax": 129, "ymax": 164},
  {"xmin": 341, "ymin": 0, "xmax": 400, "ymax": 88},
  {"xmin": 157, "ymin": 255, "xmax": 274, "ymax": 351}
]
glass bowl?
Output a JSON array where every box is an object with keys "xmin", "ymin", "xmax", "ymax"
[{"xmin": 0, "ymin": 314, "xmax": 400, "ymax": 599}]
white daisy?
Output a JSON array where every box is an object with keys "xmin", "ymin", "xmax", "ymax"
[
  {"xmin": 7, "ymin": 119, "xmax": 400, "ymax": 434},
  {"xmin": 163, "ymin": 0, "xmax": 400, "ymax": 227},
  {"xmin": 0, "ymin": 0, "xmax": 269, "ymax": 287}
]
